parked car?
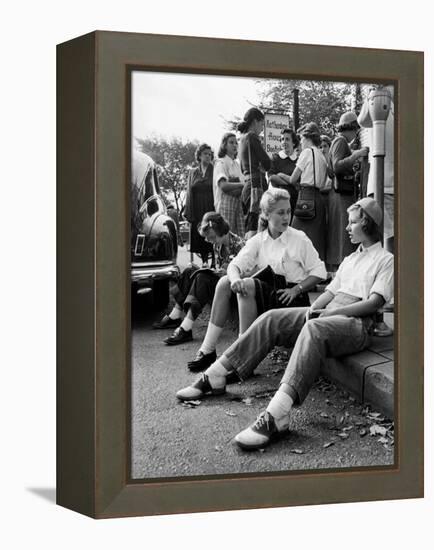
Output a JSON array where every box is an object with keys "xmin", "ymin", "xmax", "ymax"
[{"xmin": 131, "ymin": 149, "xmax": 179, "ymax": 308}]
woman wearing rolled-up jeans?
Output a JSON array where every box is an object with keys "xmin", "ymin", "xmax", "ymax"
[{"xmin": 176, "ymin": 197, "xmax": 393, "ymax": 451}]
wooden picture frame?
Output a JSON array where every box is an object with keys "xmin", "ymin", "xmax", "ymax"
[{"xmin": 57, "ymin": 31, "xmax": 423, "ymax": 518}]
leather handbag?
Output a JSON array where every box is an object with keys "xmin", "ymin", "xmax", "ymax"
[
  {"xmin": 252, "ymin": 265, "xmax": 286, "ymax": 291},
  {"xmin": 330, "ymin": 137, "xmax": 356, "ymax": 195},
  {"xmin": 294, "ymin": 148, "xmax": 316, "ymax": 220}
]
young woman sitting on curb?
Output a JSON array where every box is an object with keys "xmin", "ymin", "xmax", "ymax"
[{"xmin": 176, "ymin": 197, "xmax": 393, "ymax": 451}]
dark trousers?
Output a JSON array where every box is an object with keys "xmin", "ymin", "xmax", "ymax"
[{"xmin": 172, "ymin": 266, "xmax": 219, "ymax": 319}]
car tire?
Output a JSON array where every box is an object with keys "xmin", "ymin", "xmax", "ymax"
[{"xmin": 153, "ymin": 279, "xmax": 170, "ymax": 310}]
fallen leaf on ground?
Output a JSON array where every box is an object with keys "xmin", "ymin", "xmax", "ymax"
[
  {"xmin": 378, "ymin": 437, "xmax": 389, "ymax": 444},
  {"xmin": 289, "ymin": 449, "xmax": 304, "ymax": 454},
  {"xmin": 342, "ymin": 426, "xmax": 354, "ymax": 431},
  {"xmin": 224, "ymin": 410, "xmax": 237, "ymax": 417},
  {"xmin": 359, "ymin": 429, "xmax": 368, "ymax": 437},
  {"xmin": 183, "ymin": 400, "xmax": 201, "ymax": 406},
  {"xmin": 337, "ymin": 432, "xmax": 350, "ymax": 439},
  {"xmin": 370, "ymin": 425, "xmax": 388, "ymax": 436},
  {"xmin": 323, "ymin": 442, "xmax": 335, "ymax": 448},
  {"xmin": 214, "ymin": 446, "xmax": 222, "ymax": 452},
  {"xmin": 242, "ymin": 398, "xmax": 253, "ymax": 406},
  {"xmin": 320, "ymin": 412, "xmax": 329, "ymax": 418}
]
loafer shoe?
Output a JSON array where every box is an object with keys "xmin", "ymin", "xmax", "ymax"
[
  {"xmin": 164, "ymin": 327, "xmax": 193, "ymax": 345},
  {"xmin": 176, "ymin": 373, "xmax": 226, "ymax": 401},
  {"xmin": 152, "ymin": 315, "xmax": 182, "ymax": 329},
  {"xmin": 187, "ymin": 350, "xmax": 217, "ymax": 372},
  {"xmin": 234, "ymin": 411, "xmax": 289, "ymax": 451}
]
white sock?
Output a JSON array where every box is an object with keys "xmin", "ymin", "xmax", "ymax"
[
  {"xmin": 266, "ymin": 389, "xmax": 293, "ymax": 420},
  {"xmin": 168, "ymin": 305, "xmax": 183, "ymax": 320},
  {"xmin": 205, "ymin": 359, "xmax": 229, "ymax": 389},
  {"xmin": 180, "ymin": 312, "xmax": 194, "ymax": 332},
  {"xmin": 200, "ymin": 322, "xmax": 223, "ymax": 354}
]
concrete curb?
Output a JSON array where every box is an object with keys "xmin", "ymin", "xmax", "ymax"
[{"xmin": 321, "ymin": 335, "xmax": 394, "ymax": 419}]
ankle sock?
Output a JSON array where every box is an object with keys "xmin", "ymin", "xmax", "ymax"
[
  {"xmin": 266, "ymin": 389, "xmax": 294, "ymax": 422},
  {"xmin": 180, "ymin": 313, "xmax": 194, "ymax": 332},
  {"xmin": 168, "ymin": 305, "xmax": 183, "ymax": 320},
  {"xmin": 200, "ymin": 322, "xmax": 223, "ymax": 354},
  {"xmin": 205, "ymin": 359, "xmax": 228, "ymax": 389}
]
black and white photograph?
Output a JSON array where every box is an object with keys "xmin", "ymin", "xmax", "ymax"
[{"xmin": 130, "ymin": 71, "xmax": 396, "ymax": 479}]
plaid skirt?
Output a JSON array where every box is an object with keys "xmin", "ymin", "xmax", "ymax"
[{"xmin": 218, "ymin": 192, "xmax": 245, "ymax": 237}]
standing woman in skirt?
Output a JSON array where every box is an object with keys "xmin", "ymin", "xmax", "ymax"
[
  {"xmin": 213, "ymin": 132, "xmax": 245, "ymax": 237},
  {"xmin": 238, "ymin": 108, "xmax": 271, "ymax": 239},
  {"xmin": 327, "ymin": 112, "xmax": 369, "ymax": 271},
  {"xmin": 184, "ymin": 143, "xmax": 216, "ymax": 266},
  {"xmin": 290, "ymin": 122, "xmax": 328, "ymax": 260}
]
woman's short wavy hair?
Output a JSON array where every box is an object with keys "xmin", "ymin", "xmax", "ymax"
[
  {"xmin": 198, "ymin": 211, "xmax": 230, "ymax": 238},
  {"xmin": 258, "ymin": 187, "xmax": 291, "ymax": 231},
  {"xmin": 195, "ymin": 143, "xmax": 214, "ymax": 163},
  {"xmin": 280, "ymin": 128, "xmax": 299, "ymax": 147},
  {"xmin": 218, "ymin": 132, "xmax": 237, "ymax": 158}
]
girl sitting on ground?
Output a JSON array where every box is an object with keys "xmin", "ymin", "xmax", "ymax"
[{"xmin": 153, "ymin": 212, "xmax": 244, "ymax": 345}]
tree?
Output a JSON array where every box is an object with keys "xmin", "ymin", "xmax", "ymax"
[
  {"xmin": 256, "ymin": 79, "xmax": 355, "ymax": 137},
  {"xmin": 135, "ymin": 135, "xmax": 199, "ymax": 213}
]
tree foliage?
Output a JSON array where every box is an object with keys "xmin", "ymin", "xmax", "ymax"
[
  {"xmin": 256, "ymin": 79, "xmax": 355, "ymax": 137},
  {"xmin": 135, "ymin": 136, "xmax": 199, "ymax": 213}
]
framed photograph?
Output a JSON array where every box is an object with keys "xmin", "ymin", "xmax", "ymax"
[{"xmin": 57, "ymin": 31, "xmax": 423, "ymax": 518}]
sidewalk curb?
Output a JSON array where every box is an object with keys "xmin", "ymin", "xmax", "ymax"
[{"xmin": 321, "ymin": 336, "xmax": 394, "ymax": 419}]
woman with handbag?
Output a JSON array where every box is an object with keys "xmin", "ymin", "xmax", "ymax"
[
  {"xmin": 290, "ymin": 122, "xmax": 328, "ymax": 260},
  {"xmin": 327, "ymin": 112, "xmax": 369, "ymax": 271},
  {"xmin": 237, "ymin": 108, "xmax": 271, "ymax": 239},
  {"xmin": 185, "ymin": 187, "xmax": 326, "ymax": 373}
]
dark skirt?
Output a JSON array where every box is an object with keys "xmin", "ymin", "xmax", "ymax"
[
  {"xmin": 292, "ymin": 187, "xmax": 326, "ymax": 260},
  {"xmin": 189, "ymin": 222, "xmax": 214, "ymax": 256},
  {"xmin": 172, "ymin": 266, "xmax": 219, "ymax": 319},
  {"xmin": 253, "ymin": 280, "xmax": 310, "ymax": 316},
  {"xmin": 326, "ymin": 186, "xmax": 357, "ymax": 267},
  {"xmin": 241, "ymin": 174, "xmax": 268, "ymax": 233}
]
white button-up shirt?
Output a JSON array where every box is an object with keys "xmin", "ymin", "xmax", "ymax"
[
  {"xmin": 230, "ymin": 227, "xmax": 326, "ymax": 283},
  {"xmin": 326, "ymin": 242, "xmax": 394, "ymax": 303}
]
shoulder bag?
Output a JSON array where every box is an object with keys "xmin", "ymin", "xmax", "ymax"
[{"xmin": 293, "ymin": 148, "xmax": 316, "ymax": 220}]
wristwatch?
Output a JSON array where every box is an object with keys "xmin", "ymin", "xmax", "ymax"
[{"xmin": 297, "ymin": 284, "xmax": 304, "ymax": 294}]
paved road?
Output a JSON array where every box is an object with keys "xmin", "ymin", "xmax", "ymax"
[{"xmin": 131, "ymin": 251, "xmax": 394, "ymax": 479}]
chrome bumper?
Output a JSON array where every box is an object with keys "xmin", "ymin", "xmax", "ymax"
[{"xmin": 131, "ymin": 263, "xmax": 180, "ymax": 285}]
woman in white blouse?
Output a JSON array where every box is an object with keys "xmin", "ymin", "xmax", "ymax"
[
  {"xmin": 186, "ymin": 187, "xmax": 326, "ymax": 372},
  {"xmin": 290, "ymin": 122, "xmax": 328, "ymax": 260},
  {"xmin": 213, "ymin": 133, "xmax": 245, "ymax": 237}
]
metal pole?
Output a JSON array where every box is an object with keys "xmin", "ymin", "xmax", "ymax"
[
  {"xmin": 372, "ymin": 156, "xmax": 385, "ymax": 243},
  {"xmin": 292, "ymin": 88, "xmax": 299, "ymax": 130},
  {"xmin": 368, "ymin": 87, "xmax": 392, "ymax": 244}
]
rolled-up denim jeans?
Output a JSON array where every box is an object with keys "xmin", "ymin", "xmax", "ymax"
[{"xmin": 224, "ymin": 293, "xmax": 371, "ymax": 405}]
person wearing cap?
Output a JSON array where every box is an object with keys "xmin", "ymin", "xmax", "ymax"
[
  {"xmin": 176, "ymin": 198, "xmax": 393, "ymax": 451},
  {"xmin": 289, "ymin": 122, "xmax": 329, "ymax": 260},
  {"xmin": 327, "ymin": 111, "xmax": 369, "ymax": 271}
]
